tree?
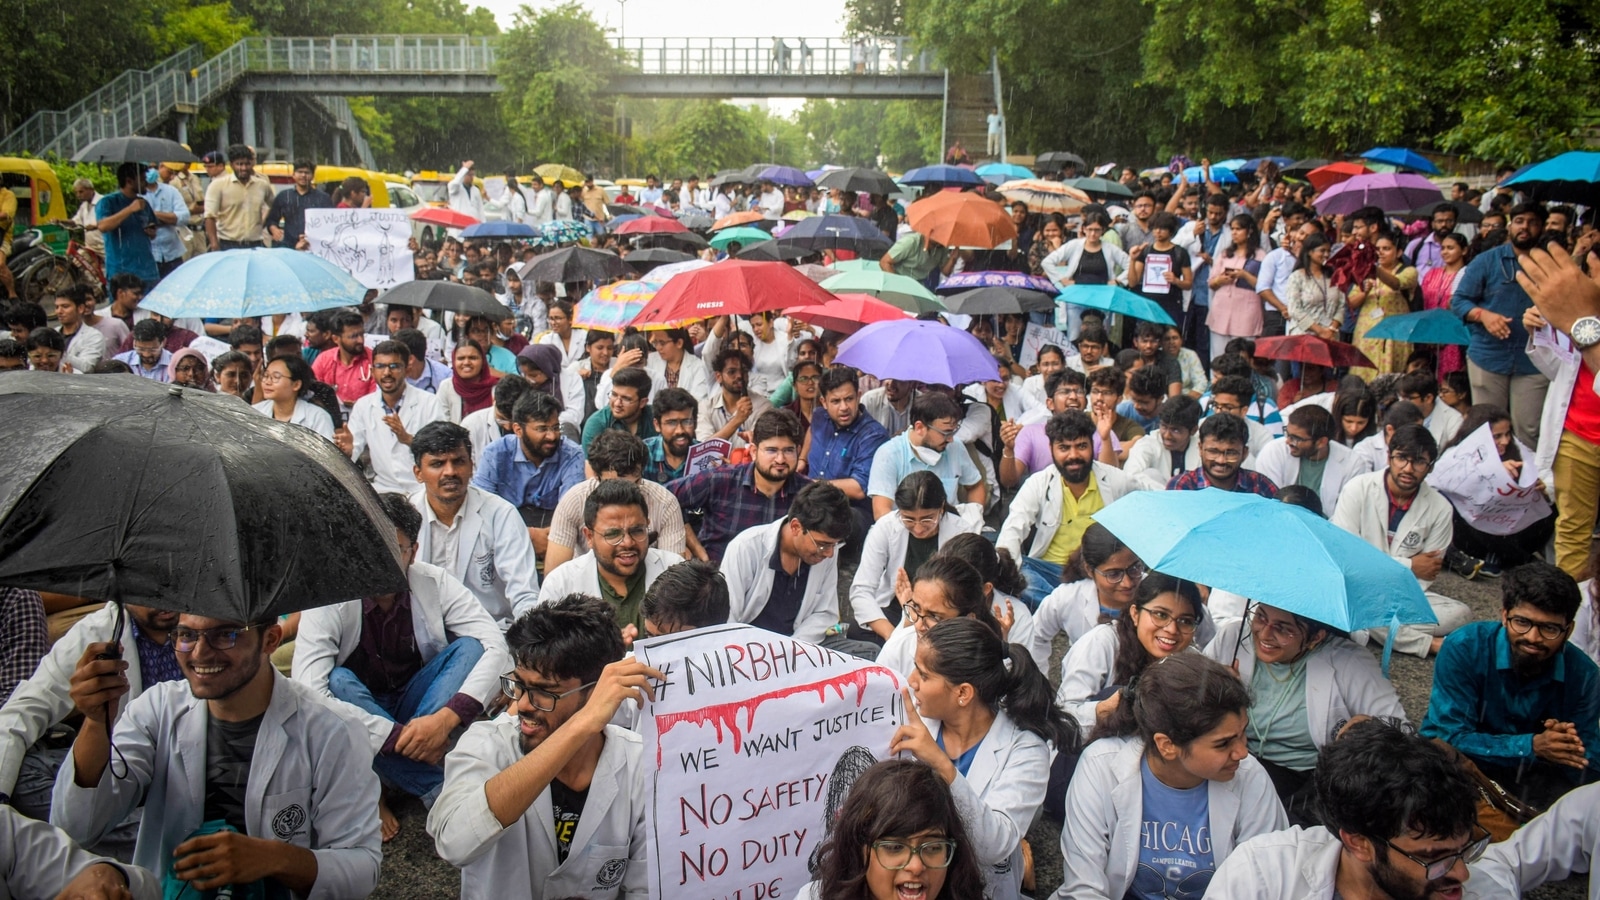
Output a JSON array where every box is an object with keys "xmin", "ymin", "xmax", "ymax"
[
  {"xmin": 879, "ymin": 101, "xmax": 941, "ymax": 170},
  {"xmin": 795, "ymin": 100, "xmax": 887, "ymax": 168},
  {"xmin": 0, "ymin": 0, "xmax": 166, "ymax": 134},
  {"xmin": 496, "ymin": 3, "xmax": 623, "ymax": 170}
]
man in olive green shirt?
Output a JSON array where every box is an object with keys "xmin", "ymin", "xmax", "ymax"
[{"xmin": 880, "ymin": 232, "xmax": 964, "ymax": 286}]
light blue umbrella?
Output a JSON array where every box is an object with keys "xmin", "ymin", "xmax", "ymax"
[
  {"xmin": 976, "ymin": 162, "xmax": 1035, "ymax": 186},
  {"xmin": 140, "ymin": 248, "xmax": 366, "ymax": 320},
  {"xmin": 1358, "ymin": 147, "xmax": 1442, "ymax": 176},
  {"xmin": 1212, "ymin": 158, "xmax": 1249, "ymax": 171},
  {"xmin": 1365, "ymin": 309, "xmax": 1471, "ymax": 346},
  {"xmin": 1181, "ymin": 165, "xmax": 1239, "ymax": 184},
  {"xmin": 1503, "ymin": 151, "xmax": 1600, "ymax": 207},
  {"xmin": 461, "ymin": 221, "xmax": 538, "ymax": 239},
  {"xmin": 1056, "ymin": 284, "xmax": 1175, "ymax": 327},
  {"xmin": 1092, "ymin": 490, "xmax": 1435, "ymax": 634}
]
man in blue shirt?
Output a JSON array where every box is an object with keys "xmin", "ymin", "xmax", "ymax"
[
  {"xmin": 471, "ymin": 392, "xmax": 585, "ymax": 560},
  {"xmin": 866, "ymin": 392, "xmax": 985, "ymax": 520},
  {"xmin": 1420, "ymin": 561, "xmax": 1599, "ymax": 808},
  {"xmin": 94, "ymin": 163, "xmax": 159, "ymax": 287},
  {"xmin": 808, "ymin": 366, "xmax": 888, "ymax": 549},
  {"xmin": 1449, "ymin": 202, "xmax": 1552, "ymax": 447}
]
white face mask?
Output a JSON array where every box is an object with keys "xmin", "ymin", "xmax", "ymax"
[{"xmin": 912, "ymin": 444, "xmax": 943, "ymax": 467}]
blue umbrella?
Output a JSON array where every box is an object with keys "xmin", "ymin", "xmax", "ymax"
[
  {"xmin": 1181, "ymin": 165, "xmax": 1239, "ymax": 184},
  {"xmin": 1212, "ymin": 158, "xmax": 1249, "ymax": 171},
  {"xmin": 461, "ymin": 221, "xmax": 538, "ymax": 239},
  {"xmin": 141, "ymin": 248, "xmax": 366, "ymax": 320},
  {"xmin": 1358, "ymin": 147, "xmax": 1442, "ymax": 176},
  {"xmin": 900, "ymin": 165, "xmax": 984, "ymax": 187},
  {"xmin": 1365, "ymin": 309, "xmax": 1471, "ymax": 346},
  {"xmin": 1057, "ymin": 284, "xmax": 1176, "ymax": 327},
  {"xmin": 1093, "ymin": 490, "xmax": 1435, "ymax": 633},
  {"xmin": 607, "ymin": 213, "xmax": 643, "ymax": 232},
  {"xmin": 976, "ymin": 162, "xmax": 1036, "ymax": 186},
  {"xmin": 780, "ymin": 214, "xmax": 892, "ymax": 254},
  {"xmin": 758, "ymin": 165, "xmax": 814, "ymax": 187},
  {"xmin": 1236, "ymin": 156, "xmax": 1294, "ymax": 175},
  {"xmin": 1504, "ymin": 151, "xmax": 1600, "ymax": 207}
]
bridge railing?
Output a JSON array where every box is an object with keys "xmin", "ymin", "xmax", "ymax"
[
  {"xmin": 252, "ymin": 36, "xmax": 497, "ymax": 74},
  {"xmin": 609, "ymin": 36, "xmax": 932, "ymax": 77},
  {"xmin": 2, "ymin": 45, "xmax": 204, "ymax": 154}
]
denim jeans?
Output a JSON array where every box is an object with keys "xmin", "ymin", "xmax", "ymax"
[
  {"xmin": 328, "ymin": 637, "xmax": 484, "ymax": 806},
  {"xmin": 1019, "ymin": 555, "xmax": 1063, "ymax": 612}
]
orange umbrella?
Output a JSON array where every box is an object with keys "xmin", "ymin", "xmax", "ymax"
[
  {"xmin": 1307, "ymin": 162, "xmax": 1374, "ymax": 194},
  {"xmin": 906, "ymin": 192, "xmax": 1018, "ymax": 249},
  {"xmin": 711, "ymin": 210, "xmax": 767, "ymax": 231}
]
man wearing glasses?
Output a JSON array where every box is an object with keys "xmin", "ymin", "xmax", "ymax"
[
  {"xmin": 1210, "ymin": 717, "xmax": 1489, "ymax": 898},
  {"xmin": 1167, "ymin": 412, "xmax": 1279, "ymax": 497},
  {"xmin": 473, "ymin": 392, "xmax": 587, "ymax": 560},
  {"xmin": 866, "ymin": 392, "xmax": 986, "ymax": 521},
  {"xmin": 429, "ymin": 594, "xmax": 661, "ymax": 899},
  {"xmin": 54, "ymin": 612, "xmax": 381, "ymax": 898},
  {"xmin": 1253, "ymin": 405, "xmax": 1370, "ymax": 517},
  {"xmin": 668, "ymin": 409, "xmax": 812, "ymax": 563},
  {"xmin": 346, "ymin": 340, "xmax": 446, "ymax": 493},
  {"xmin": 1421, "ymin": 562, "xmax": 1599, "ymax": 809},
  {"xmin": 1331, "ymin": 425, "xmax": 1471, "ymax": 658}
]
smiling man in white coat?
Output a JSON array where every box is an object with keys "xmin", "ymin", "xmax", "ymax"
[
  {"xmin": 428, "ymin": 594, "xmax": 660, "ymax": 899},
  {"xmin": 1254, "ymin": 405, "xmax": 1371, "ymax": 517},
  {"xmin": 1123, "ymin": 396, "xmax": 1203, "ymax": 491},
  {"xmin": 408, "ymin": 422, "xmax": 542, "ymax": 630},
  {"xmin": 52, "ymin": 613, "xmax": 381, "ymax": 899}
]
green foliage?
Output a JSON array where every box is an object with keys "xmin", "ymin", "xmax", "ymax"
[
  {"xmin": 496, "ymin": 3, "xmax": 623, "ymax": 171},
  {"xmin": 0, "ymin": 0, "xmax": 166, "ymax": 133},
  {"xmin": 149, "ymin": 1, "xmax": 254, "ymax": 58},
  {"xmin": 879, "ymin": 101, "xmax": 941, "ymax": 171},
  {"xmin": 21, "ymin": 155, "xmax": 120, "ymax": 195},
  {"xmin": 225, "ymin": 0, "xmax": 381, "ymax": 36},
  {"xmin": 845, "ymin": 0, "xmax": 907, "ymax": 35}
]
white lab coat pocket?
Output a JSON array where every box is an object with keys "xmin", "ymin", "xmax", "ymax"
[
  {"xmin": 261, "ymin": 788, "xmax": 314, "ymax": 849},
  {"xmin": 568, "ymin": 842, "xmax": 631, "ymax": 895}
]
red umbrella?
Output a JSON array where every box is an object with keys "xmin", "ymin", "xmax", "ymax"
[
  {"xmin": 906, "ymin": 192, "xmax": 1018, "ymax": 249},
  {"xmin": 1255, "ymin": 334, "xmax": 1376, "ymax": 369},
  {"xmin": 613, "ymin": 215, "xmax": 689, "ymax": 235},
  {"xmin": 1306, "ymin": 162, "xmax": 1373, "ymax": 194},
  {"xmin": 411, "ymin": 207, "xmax": 479, "ymax": 228},
  {"xmin": 786, "ymin": 293, "xmax": 911, "ymax": 334},
  {"xmin": 627, "ymin": 260, "xmax": 838, "ymax": 327}
]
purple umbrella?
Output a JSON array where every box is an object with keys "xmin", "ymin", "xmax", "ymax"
[
  {"xmin": 935, "ymin": 270, "xmax": 1057, "ymax": 296},
  {"xmin": 758, "ymin": 165, "xmax": 814, "ymax": 187},
  {"xmin": 1314, "ymin": 173, "xmax": 1443, "ymax": 215},
  {"xmin": 834, "ymin": 319, "xmax": 1001, "ymax": 386}
]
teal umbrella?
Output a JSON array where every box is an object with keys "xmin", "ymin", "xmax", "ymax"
[
  {"xmin": 140, "ymin": 248, "xmax": 366, "ymax": 320},
  {"xmin": 1056, "ymin": 284, "xmax": 1175, "ymax": 327},
  {"xmin": 821, "ymin": 270, "xmax": 946, "ymax": 314},
  {"xmin": 709, "ymin": 226, "xmax": 773, "ymax": 251},
  {"xmin": 830, "ymin": 259, "xmax": 882, "ymax": 272},
  {"xmin": 1365, "ymin": 309, "xmax": 1471, "ymax": 346}
]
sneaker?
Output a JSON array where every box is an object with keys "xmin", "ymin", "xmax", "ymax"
[
  {"xmin": 1445, "ymin": 546, "xmax": 1483, "ymax": 580},
  {"xmin": 1479, "ymin": 553, "xmax": 1503, "ymax": 578}
]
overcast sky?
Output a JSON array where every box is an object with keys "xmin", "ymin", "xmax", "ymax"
[{"xmin": 475, "ymin": 0, "xmax": 852, "ymax": 39}]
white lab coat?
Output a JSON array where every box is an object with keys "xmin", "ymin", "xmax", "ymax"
[
  {"xmin": 1574, "ymin": 582, "xmax": 1599, "ymax": 666},
  {"xmin": 1053, "ymin": 623, "xmax": 1123, "ymax": 739},
  {"xmin": 292, "ymin": 560, "xmax": 513, "ymax": 752},
  {"xmin": 1025, "ymin": 580, "xmax": 1105, "ymax": 672},
  {"xmin": 1472, "ymin": 782, "xmax": 1600, "ymax": 900},
  {"xmin": 1252, "ymin": 437, "xmax": 1370, "ymax": 517},
  {"xmin": 0, "ymin": 806, "xmax": 159, "ymax": 900},
  {"xmin": 461, "ymin": 405, "xmax": 505, "ymax": 466},
  {"xmin": 644, "ymin": 352, "xmax": 712, "ymax": 404},
  {"xmin": 410, "ymin": 486, "xmax": 542, "ymax": 630},
  {"xmin": 875, "ymin": 623, "xmax": 917, "ymax": 679},
  {"xmin": 722, "ymin": 519, "xmax": 840, "ymax": 643},
  {"xmin": 1351, "ymin": 431, "xmax": 1390, "ymax": 478},
  {"xmin": 1203, "ymin": 825, "xmax": 1345, "ymax": 899},
  {"xmin": 537, "ymin": 329, "xmax": 590, "ymax": 368},
  {"xmin": 52, "ymin": 674, "xmax": 381, "ymax": 900},
  {"xmin": 347, "ymin": 384, "xmax": 446, "ymax": 493},
  {"xmin": 254, "ymin": 398, "xmax": 335, "ymax": 440},
  {"xmin": 1055, "ymin": 735, "xmax": 1287, "ymax": 900},
  {"xmin": 1203, "ymin": 619, "xmax": 1406, "ymax": 750},
  {"xmin": 848, "ymin": 510, "xmax": 980, "ymax": 626},
  {"xmin": 1426, "ymin": 400, "xmax": 1466, "ymax": 449},
  {"xmin": 997, "ymin": 463, "xmax": 1139, "ymax": 561},
  {"xmin": 448, "ymin": 166, "xmax": 484, "ymax": 221},
  {"xmin": 0, "ymin": 603, "xmax": 150, "ymax": 795},
  {"xmin": 428, "ymin": 720, "xmax": 648, "ymax": 899},
  {"xmin": 1123, "ymin": 432, "xmax": 1200, "ymax": 491},
  {"xmin": 61, "ymin": 325, "xmax": 107, "ymax": 374},
  {"xmin": 1528, "ymin": 329, "xmax": 1585, "ymax": 487},
  {"xmin": 536, "ymin": 548, "xmax": 681, "ymax": 605}
]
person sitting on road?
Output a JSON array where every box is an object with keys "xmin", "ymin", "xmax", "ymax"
[
  {"xmin": 1025, "ymin": 523, "xmax": 1146, "ymax": 672},
  {"xmin": 1252, "ymin": 405, "xmax": 1371, "ymax": 517},
  {"xmin": 1167, "ymin": 413, "xmax": 1280, "ymax": 496},
  {"xmin": 1124, "ymin": 396, "xmax": 1203, "ymax": 491},
  {"xmin": 850, "ymin": 471, "xmax": 983, "ymax": 642},
  {"xmin": 542, "ymin": 429, "xmax": 692, "ymax": 574}
]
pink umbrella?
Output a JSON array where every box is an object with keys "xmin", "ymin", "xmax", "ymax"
[{"xmin": 1314, "ymin": 173, "xmax": 1443, "ymax": 215}]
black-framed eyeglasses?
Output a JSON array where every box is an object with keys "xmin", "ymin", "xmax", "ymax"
[
  {"xmin": 1136, "ymin": 605, "xmax": 1200, "ymax": 634},
  {"xmin": 596, "ymin": 525, "xmax": 649, "ymax": 547},
  {"xmin": 500, "ymin": 674, "xmax": 597, "ymax": 711},
  {"xmin": 901, "ymin": 601, "xmax": 947, "ymax": 625},
  {"xmin": 1379, "ymin": 826, "xmax": 1491, "ymax": 882},
  {"xmin": 1093, "ymin": 562, "xmax": 1146, "ymax": 585},
  {"xmin": 871, "ymin": 839, "xmax": 957, "ymax": 870},
  {"xmin": 1389, "ymin": 452, "xmax": 1433, "ymax": 471},
  {"xmin": 1505, "ymin": 614, "xmax": 1568, "ymax": 641},
  {"xmin": 173, "ymin": 625, "xmax": 260, "ymax": 652}
]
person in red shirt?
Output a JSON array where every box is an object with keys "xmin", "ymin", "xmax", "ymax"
[{"xmin": 311, "ymin": 308, "xmax": 375, "ymax": 407}]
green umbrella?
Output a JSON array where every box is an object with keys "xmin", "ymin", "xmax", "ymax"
[
  {"xmin": 709, "ymin": 226, "xmax": 773, "ymax": 251},
  {"xmin": 1066, "ymin": 177, "xmax": 1135, "ymax": 200},
  {"xmin": 820, "ymin": 270, "xmax": 946, "ymax": 314},
  {"xmin": 830, "ymin": 259, "xmax": 882, "ymax": 272}
]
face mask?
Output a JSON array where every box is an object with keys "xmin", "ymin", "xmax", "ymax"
[{"xmin": 912, "ymin": 444, "xmax": 943, "ymax": 466}]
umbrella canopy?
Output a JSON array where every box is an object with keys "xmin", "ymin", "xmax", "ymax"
[
  {"xmin": 1307, "ymin": 162, "xmax": 1374, "ymax": 194},
  {"xmin": 1093, "ymin": 490, "xmax": 1434, "ymax": 632},
  {"xmin": 537, "ymin": 219, "xmax": 593, "ymax": 246},
  {"xmin": 835, "ymin": 319, "xmax": 1000, "ymax": 386},
  {"xmin": 520, "ymin": 246, "xmax": 630, "ymax": 283},
  {"xmin": 73, "ymin": 136, "xmax": 198, "ymax": 163},
  {"xmin": 411, "ymin": 207, "xmax": 479, "ymax": 228},
  {"xmin": 1236, "ymin": 156, "xmax": 1295, "ymax": 175},
  {"xmin": 976, "ymin": 163, "xmax": 1036, "ymax": 186},
  {"xmin": 779, "ymin": 215, "xmax": 893, "ymax": 255},
  {"xmin": 607, "ymin": 203, "xmax": 649, "ymax": 217},
  {"xmin": 533, "ymin": 163, "xmax": 585, "ymax": 187},
  {"xmin": 1364, "ymin": 309, "xmax": 1471, "ymax": 346},
  {"xmin": 907, "ymin": 192, "xmax": 1018, "ymax": 249},
  {"xmin": 709, "ymin": 226, "xmax": 774, "ymax": 251},
  {"xmin": 1357, "ymin": 147, "xmax": 1441, "ymax": 176},
  {"xmin": 942, "ymin": 286, "xmax": 1055, "ymax": 315},
  {"xmin": 140, "ymin": 248, "xmax": 365, "ymax": 320},
  {"xmin": 735, "ymin": 241, "xmax": 813, "ymax": 262},
  {"xmin": 613, "ymin": 215, "xmax": 689, "ymax": 235},
  {"xmin": 786, "ymin": 293, "xmax": 911, "ymax": 334},
  {"xmin": 711, "ymin": 210, "xmax": 768, "ymax": 231},
  {"xmin": 1182, "ymin": 165, "xmax": 1239, "ymax": 185},
  {"xmin": 1056, "ymin": 284, "xmax": 1176, "ymax": 327},
  {"xmin": 379, "ymin": 280, "xmax": 510, "ymax": 319},
  {"xmin": 649, "ymin": 231, "xmax": 711, "ymax": 251},
  {"xmin": 1504, "ymin": 151, "xmax": 1600, "ymax": 207},
  {"xmin": 1254, "ymin": 334, "xmax": 1375, "ymax": 368},
  {"xmin": 1065, "ymin": 177, "xmax": 1135, "ymax": 201},
  {"xmin": 758, "ymin": 165, "xmax": 813, "ymax": 187},
  {"xmin": 574, "ymin": 279, "xmax": 660, "ymax": 331},
  {"xmin": 461, "ymin": 221, "xmax": 537, "ymax": 239},
  {"xmin": 1034, "ymin": 151, "xmax": 1087, "ymax": 172},
  {"xmin": 820, "ymin": 270, "xmax": 946, "ymax": 314},
  {"xmin": 0, "ymin": 374, "xmax": 406, "ymax": 619},
  {"xmin": 623, "ymin": 248, "xmax": 693, "ymax": 274},
  {"xmin": 644, "ymin": 259, "xmax": 713, "ymax": 283},
  {"xmin": 830, "ymin": 259, "xmax": 882, "ymax": 272},
  {"xmin": 996, "ymin": 179, "xmax": 1092, "ymax": 213},
  {"xmin": 781, "ymin": 210, "xmax": 817, "ymax": 222},
  {"xmin": 1282, "ymin": 158, "xmax": 1332, "ymax": 179},
  {"xmin": 792, "ymin": 263, "xmax": 839, "ymax": 283},
  {"xmin": 900, "ymin": 165, "xmax": 985, "ymax": 187},
  {"xmin": 628, "ymin": 259, "xmax": 838, "ymax": 327},
  {"xmin": 676, "ymin": 211, "xmax": 713, "ymax": 230},
  {"xmin": 1315, "ymin": 173, "xmax": 1442, "ymax": 216},
  {"xmin": 935, "ymin": 270, "xmax": 1057, "ymax": 295}
]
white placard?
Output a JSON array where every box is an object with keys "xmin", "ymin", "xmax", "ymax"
[
  {"xmin": 185, "ymin": 335, "xmax": 231, "ymax": 362},
  {"xmin": 634, "ymin": 624, "xmax": 903, "ymax": 900},
  {"xmin": 1141, "ymin": 252, "xmax": 1173, "ymax": 293},
  {"xmin": 1427, "ymin": 423, "xmax": 1551, "ymax": 535},
  {"xmin": 305, "ymin": 208, "xmax": 414, "ymax": 290},
  {"xmin": 1019, "ymin": 322, "xmax": 1078, "ymax": 369}
]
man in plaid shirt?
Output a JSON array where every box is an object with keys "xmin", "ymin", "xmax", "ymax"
[
  {"xmin": 668, "ymin": 409, "xmax": 811, "ymax": 562},
  {"xmin": 1167, "ymin": 413, "xmax": 1280, "ymax": 498}
]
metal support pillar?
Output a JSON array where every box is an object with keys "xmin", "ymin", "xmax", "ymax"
[{"xmin": 240, "ymin": 92, "xmax": 257, "ymax": 149}]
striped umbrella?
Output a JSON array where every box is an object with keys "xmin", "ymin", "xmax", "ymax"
[
  {"xmin": 995, "ymin": 179, "xmax": 1092, "ymax": 213},
  {"xmin": 574, "ymin": 280, "xmax": 661, "ymax": 332}
]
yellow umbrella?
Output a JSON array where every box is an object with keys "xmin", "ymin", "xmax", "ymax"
[
  {"xmin": 782, "ymin": 210, "xmax": 817, "ymax": 221},
  {"xmin": 534, "ymin": 164, "xmax": 585, "ymax": 188},
  {"xmin": 616, "ymin": 177, "xmax": 648, "ymax": 188}
]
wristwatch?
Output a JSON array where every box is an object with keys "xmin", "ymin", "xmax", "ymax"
[{"xmin": 1572, "ymin": 316, "xmax": 1600, "ymax": 350}]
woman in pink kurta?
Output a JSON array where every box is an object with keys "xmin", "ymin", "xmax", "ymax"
[
  {"xmin": 1420, "ymin": 232, "xmax": 1470, "ymax": 381},
  {"xmin": 1205, "ymin": 214, "xmax": 1268, "ymax": 359}
]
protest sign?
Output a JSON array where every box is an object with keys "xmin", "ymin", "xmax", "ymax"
[
  {"xmin": 1427, "ymin": 423, "xmax": 1551, "ymax": 535},
  {"xmin": 634, "ymin": 624, "xmax": 903, "ymax": 900},
  {"xmin": 185, "ymin": 335, "xmax": 231, "ymax": 362},
  {"xmin": 305, "ymin": 208, "xmax": 414, "ymax": 289},
  {"xmin": 1019, "ymin": 322, "xmax": 1077, "ymax": 369},
  {"xmin": 686, "ymin": 439, "xmax": 730, "ymax": 477}
]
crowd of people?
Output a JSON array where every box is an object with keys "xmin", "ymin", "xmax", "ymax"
[{"xmin": 0, "ymin": 144, "xmax": 1598, "ymax": 900}]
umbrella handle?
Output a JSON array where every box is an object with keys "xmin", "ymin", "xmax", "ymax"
[
  {"xmin": 93, "ymin": 601, "xmax": 132, "ymax": 780},
  {"xmin": 1230, "ymin": 599, "xmax": 1253, "ymax": 671}
]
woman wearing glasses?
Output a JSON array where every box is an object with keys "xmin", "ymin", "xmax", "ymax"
[
  {"xmin": 850, "ymin": 473, "xmax": 983, "ymax": 643},
  {"xmin": 799, "ymin": 759, "xmax": 987, "ymax": 900},
  {"xmin": 892, "ymin": 616, "xmax": 1078, "ymax": 900},
  {"xmin": 1202, "ymin": 603, "xmax": 1404, "ymax": 823},
  {"xmin": 253, "ymin": 354, "xmax": 335, "ymax": 440},
  {"xmin": 873, "ymin": 556, "xmax": 1005, "ymax": 681},
  {"xmin": 1055, "ymin": 653, "xmax": 1286, "ymax": 900},
  {"xmin": 1025, "ymin": 523, "xmax": 1145, "ymax": 672}
]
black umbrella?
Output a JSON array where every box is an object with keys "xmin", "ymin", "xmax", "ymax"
[
  {"xmin": 1066, "ymin": 177, "xmax": 1135, "ymax": 201},
  {"xmin": 676, "ymin": 211, "xmax": 714, "ymax": 231},
  {"xmin": 736, "ymin": 241, "xmax": 814, "ymax": 262},
  {"xmin": 1282, "ymin": 158, "xmax": 1332, "ymax": 179},
  {"xmin": 0, "ymin": 374, "xmax": 406, "ymax": 621},
  {"xmin": 647, "ymin": 231, "xmax": 711, "ymax": 251},
  {"xmin": 780, "ymin": 215, "xmax": 892, "ymax": 255},
  {"xmin": 941, "ymin": 286, "xmax": 1056, "ymax": 315},
  {"xmin": 815, "ymin": 167, "xmax": 899, "ymax": 195},
  {"xmin": 380, "ymin": 280, "xmax": 510, "ymax": 319},
  {"xmin": 1035, "ymin": 151, "xmax": 1087, "ymax": 172},
  {"xmin": 624, "ymin": 248, "xmax": 694, "ymax": 274},
  {"xmin": 520, "ymin": 246, "xmax": 631, "ymax": 283},
  {"xmin": 74, "ymin": 136, "xmax": 200, "ymax": 164},
  {"xmin": 1406, "ymin": 199, "xmax": 1484, "ymax": 224}
]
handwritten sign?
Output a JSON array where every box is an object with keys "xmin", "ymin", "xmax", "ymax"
[
  {"xmin": 634, "ymin": 624, "xmax": 903, "ymax": 900},
  {"xmin": 1019, "ymin": 322, "xmax": 1078, "ymax": 369},
  {"xmin": 305, "ymin": 208, "xmax": 414, "ymax": 289},
  {"xmin": 1427, "ymin": 423, "xmax": 1551, "ymax": 535},
  {"xmin": 185, "ymin": 335, "xmax": 231, "ymax": 362}
]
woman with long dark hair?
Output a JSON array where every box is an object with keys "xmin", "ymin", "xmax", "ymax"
[
  {"xmin": 1283, "ymin": 232, "xmax": 1344, "ymax": 404},
  {"xmin": 1055, "ymin": 654, "xmax": 1285, "ymax": 900},
  {"xmin": 851, "ymin": 473, "xmax": 983, "ymax": 642},
  {"xmin": 1439, "ymin": 403, "xmax": 1555, "ymax": 571},
  {"xmin": 937, "ymin": 533, "xmax": 1034, "ymax": 648},
  {"xmin": 1205, "ymin": 213, "xmax": 1267, "ymax": 359},
  {"xmin": 874, "ymin": 556, "xmax": 1003, "ymax": 680},
  {"xmin": 893, "ymin": 617, "xmax": 1078, "ymax": 900},
  {"xmin": 1025, "ymin": 523, "xmax": 1144, "ymax": 672}
]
